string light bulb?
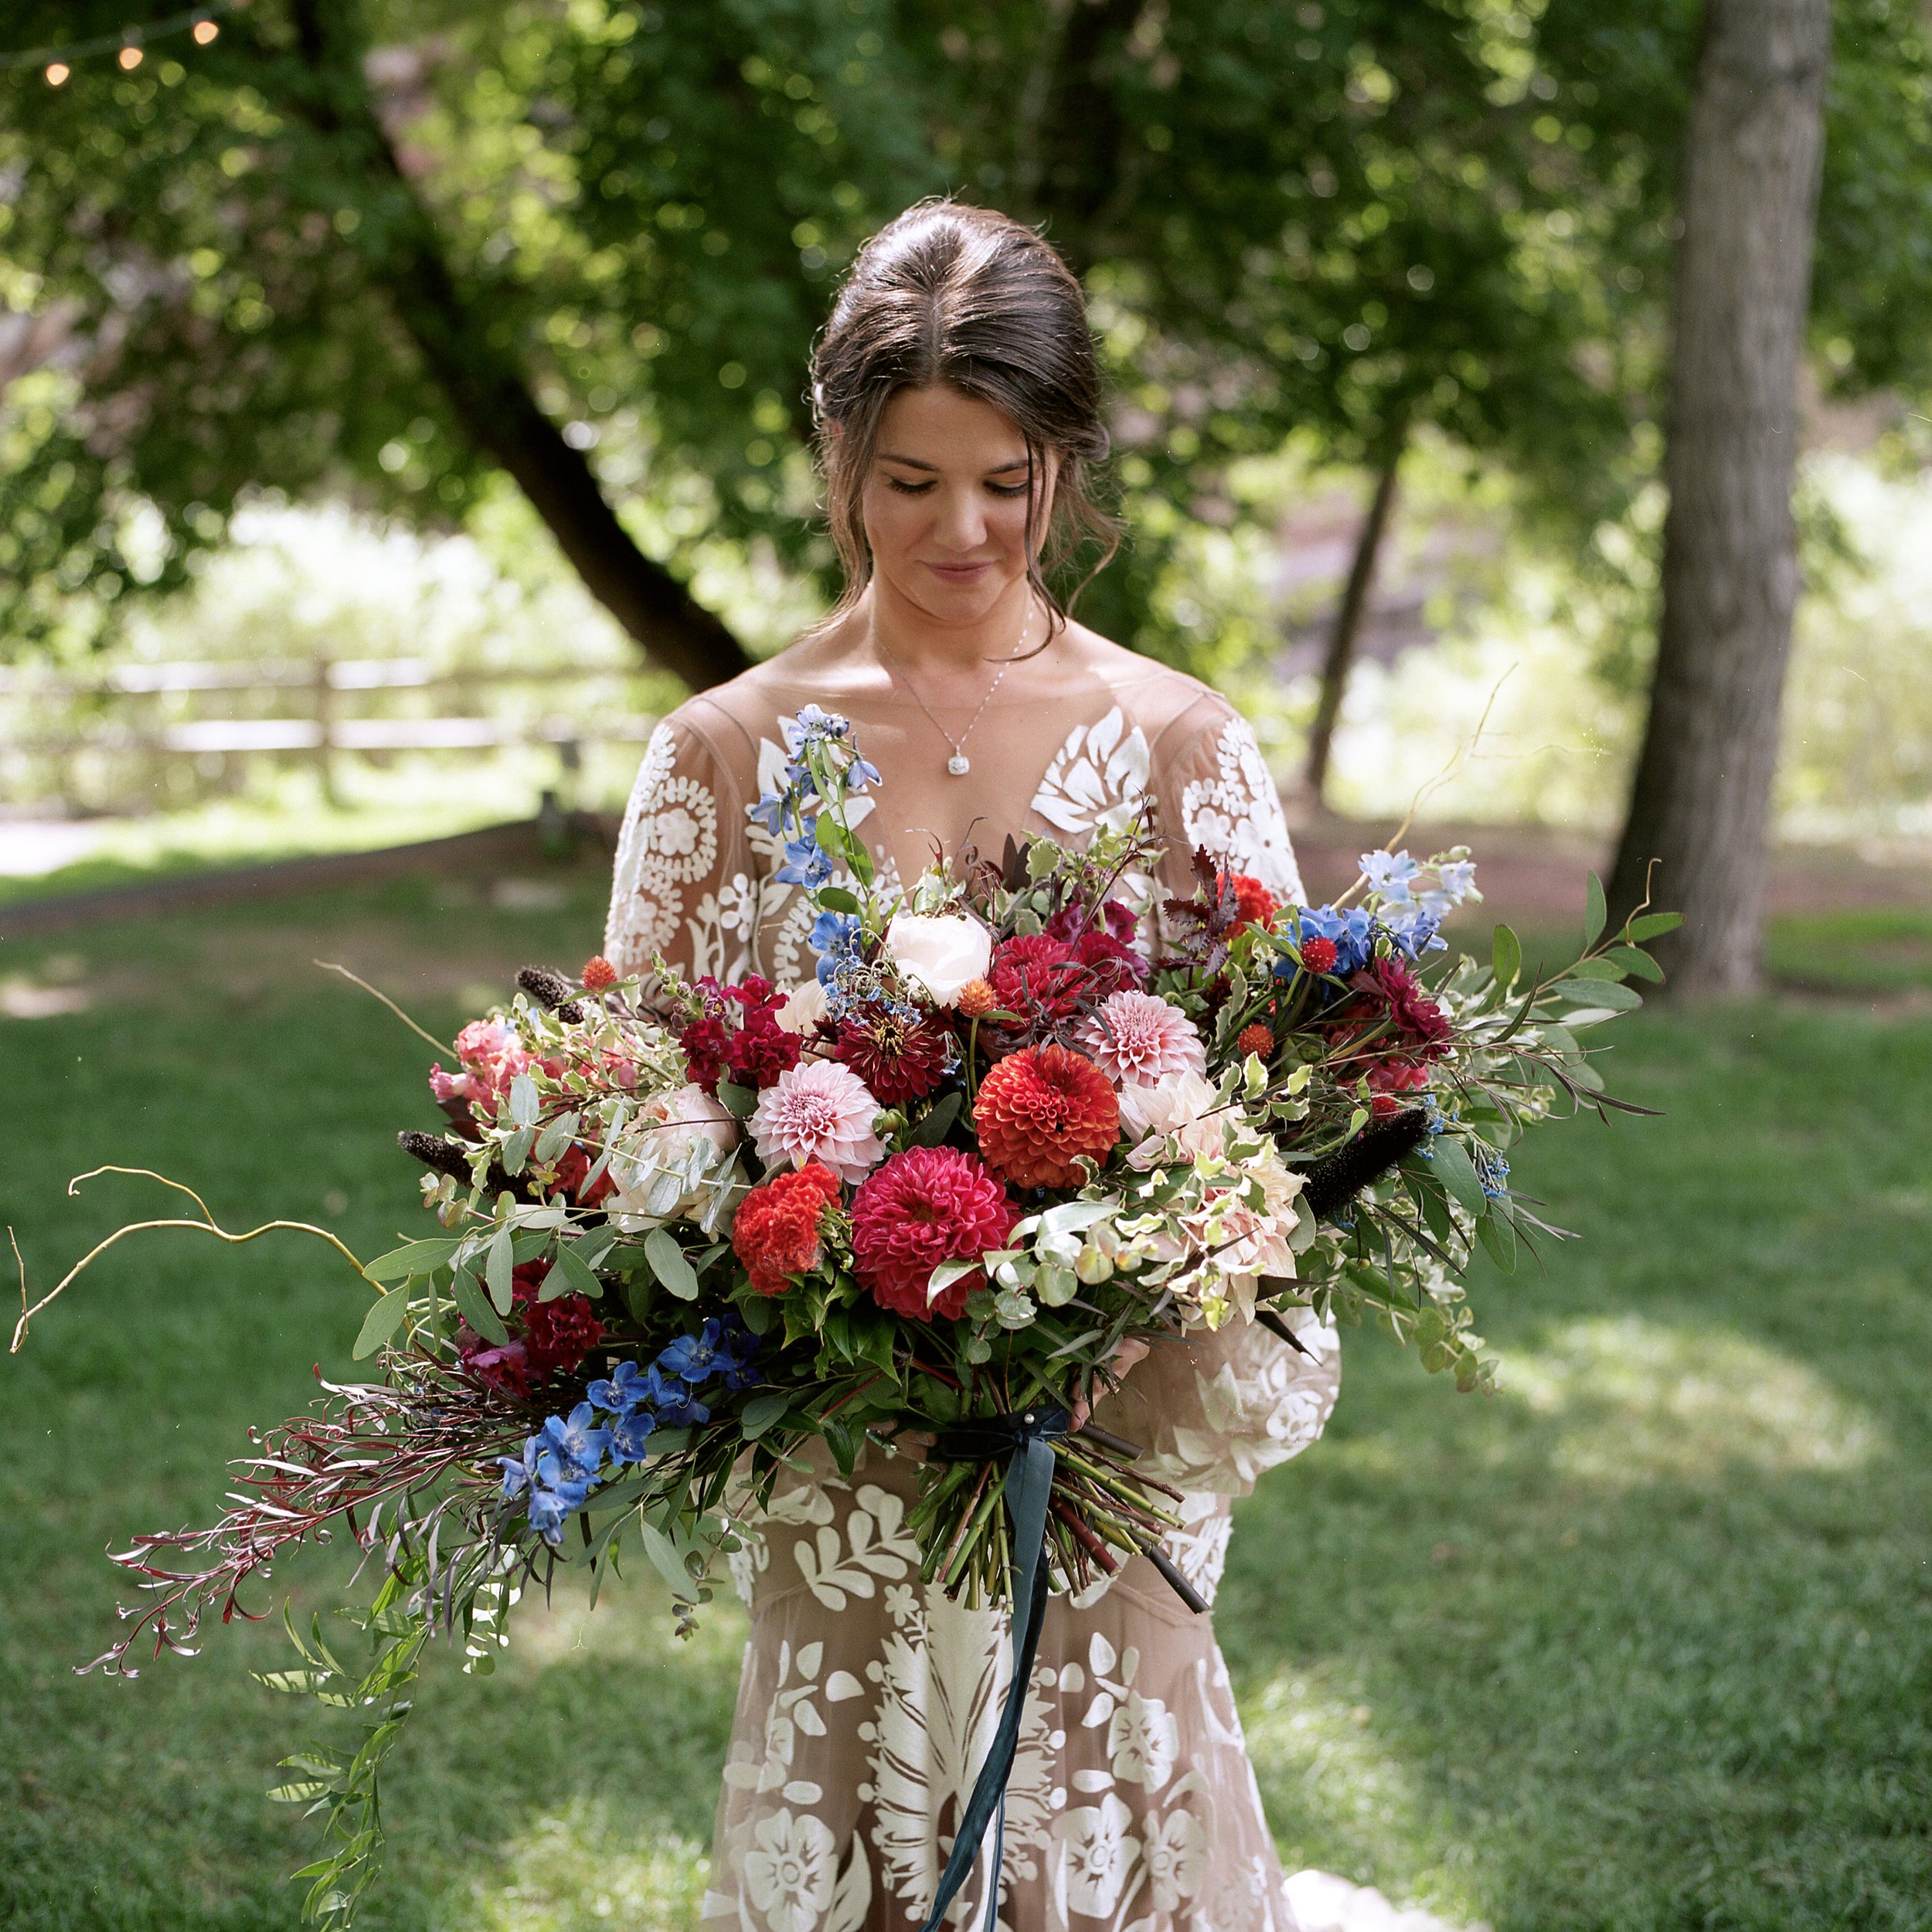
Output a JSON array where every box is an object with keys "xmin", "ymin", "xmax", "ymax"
[
  {"xmin": 45, "ymin": 60, "xmax": 70, "ymax": 85},
  {"xmin": 192, "ymin": 18, "xmax": 219, "ymax": 43},
  {"xmin": 117, "ymin": 44, "xmax": 144, "ymax": 70}
]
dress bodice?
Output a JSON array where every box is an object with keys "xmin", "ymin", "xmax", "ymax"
[{"xmin": 602, "ymin": 649, "xmax": 1304, "ymax": 988}]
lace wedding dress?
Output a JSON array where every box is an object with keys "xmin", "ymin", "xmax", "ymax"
[{"xmin": 604, "ymin": 650, "xmax": 1342, "ymax": 1932}]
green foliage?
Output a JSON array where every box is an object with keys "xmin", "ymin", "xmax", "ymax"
[{"xmin": 7, "ymin": 0, "xmax": 1930, "ymax": 673}]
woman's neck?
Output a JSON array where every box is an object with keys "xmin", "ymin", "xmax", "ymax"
[{"xmin": 862, "ymin": 577, "xmax": 1040, "ymax": 682}]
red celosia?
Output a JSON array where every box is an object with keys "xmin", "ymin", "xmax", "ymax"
[
  {"xmin": 457, "ymin": 1259, "xmax": 604, "ymax": 1394},
  {"xmin": 1236, "ymin": 1022, "xmax": 1275, "ymax": 1059},
  {"xmin": 677, "ymin": 1012, "xmax": 730, "ymax": 1093},
  {"xmin": 580, "ymin": 954, "xmax": 618, "ymax": 992},
  {"xmin": 833, "ymin": 1011, "xmax": 952, "ymax": 1104},
  {"xmin": 1222, "ymin": 872, "xmax": 1278, "ymax": 928},
  {"xmin": 849, "ymin": 1147, "xmax": 1016, "ymax": 1320},
  {"xmin": 1299, "ymin": 935, "xmax": 1339, "ymax": 975},
  {"xmin": 733, "ymin": 1162, "xmax": 843, "ymax": 1297},
  {"xmin": 974, "ymin": 1043, "xmax": 1121, "ymax": 1189}
]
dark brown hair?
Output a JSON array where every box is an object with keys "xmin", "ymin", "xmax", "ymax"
[{"xmin": 809, "ymin": 199, "xmax": 1118, "ymax": 641}]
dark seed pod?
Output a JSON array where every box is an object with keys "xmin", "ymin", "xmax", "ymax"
[
  {"xmin": 1301, "ymin": 1107, "xmax": 1432, "ymax": 1222},
  {"xmin": 397, "ymin": 1131, "xmax": 474, "ymax": 1180},
  {"xmin": 515, "ymin": 965, "xmax": 584, "ymax": 1023}
]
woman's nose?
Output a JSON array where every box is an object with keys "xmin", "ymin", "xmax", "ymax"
[{"xmin": 931, "ymin": 484, "xmax": 989, "ymax": 553}]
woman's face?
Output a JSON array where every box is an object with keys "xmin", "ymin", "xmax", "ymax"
[{"xmin": 859, "ymin": 383, "xmax": 1056, "ymax": 626}]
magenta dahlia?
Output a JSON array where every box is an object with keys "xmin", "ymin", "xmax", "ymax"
[{"xmin": 849, "ymin": 1147, "xmax": 1016, "ymax": 1320}]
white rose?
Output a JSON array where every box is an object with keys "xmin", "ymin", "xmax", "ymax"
[
  {"xmin": 1117, "ymin": 1068, "xmax": 1219, "ymax": 1141},
  {"xmin": 883, "ymin": 911, "xmax": 992, "ymax": 1005},
  {"xmin": 774, "ymin": 978, "xmax": 829, "ymax": 1034},
  {"xmin": 606, "ymin": 1083, "xmax": 738, "ymax": 1228}
]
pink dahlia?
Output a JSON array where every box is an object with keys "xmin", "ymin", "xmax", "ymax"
[
  {"xmin": 748, "ymin": 1058, "xmax": 887, "ymax": 1184},
  {"xmin": 1077, "ymin": 990, "xmax": 1206, "ymax": 1089},
  {"xmin": 850, "ymin": 1147, "xmax": 1016, "ymax": 1321}
]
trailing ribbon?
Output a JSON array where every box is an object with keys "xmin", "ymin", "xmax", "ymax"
[{"xmin": 916, "ymin": 1402, "xmax": 1070, "ymax": 1932}]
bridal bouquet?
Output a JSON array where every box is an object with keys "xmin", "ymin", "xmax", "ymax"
[{"xmin": 22, "ymin": 705, "xmax": 1672, "ymax": 1927}]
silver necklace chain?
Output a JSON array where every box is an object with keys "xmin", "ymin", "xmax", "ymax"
[{"xmin": 873, "ymin": 601, "xmax": 1041, "ymax": 777}]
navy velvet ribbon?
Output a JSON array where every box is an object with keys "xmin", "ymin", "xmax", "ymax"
[{"xmin": 916, "ymin": 1402, "xmax": 1071, "ymax": 1932}]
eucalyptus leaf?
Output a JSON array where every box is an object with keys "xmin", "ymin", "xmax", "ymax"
[
  {"xmin": 362, "ymin": 1238, "xmax": 461, "ymax": 1284},
  {"xmin": 499, "ymin": 1125, "xmax": 536, "ymax": 1175},
  {"xmin": 1477, "ymin": 1207, "xmax": 1518, "ymax": 1273},
  {"xmin": 1627, "ymin": 910, "xmax": 1684, "ymax": 942},
  {"xmin": 485, "ymin": 1228, "xmax": 515, "ymax": 1313},
  {"xmin": 545, "ymin": 1240, "xmax": 604, "ymax": 1301},
  {"xmin": 509, "ymin": 1073, "xmax": 539, "ymax": 1128},
  {"xmin": 645, "ymin": 1228, "xmax": 700, "ymax": 1300},
  {"xmin": 352, "ymin": 1289, "xmax": 411, "ymax": 1361},
  {"xmin": 1430, "ymin": 1136, "xmax": 1485, "ymax": 1213},
  {"xmin": 450, "ymin": 1269, "xmax": 509, "ymax": 1346},
  {"xmin": 716, "ymin": 1079, "xmax": 759, "ymax": 1121},
  {"xmin": 1583, "ymin": 872, "xmax": 1607, "ymax": 946},
  {"xmin": 533, "ymin": 1112, "xmax": 580, "ymax": 1163},
  {"xmin": 640, "ymin": 1522, "xmax": 691, "ymax": 1591},
  {"xmin": 1492, "ymin": 923, "xmax": 1522, "ymax": 991},
  {"xmin": 1556, "ymin": 975, "xmax": 1643, "ymax": 1012},
  {"xmin": 739, "ymin": 1391, "xmax": 792, "ymax": 1440},
  {"xmin": 1608, "ymin": 943, "xmax": 1665, "ymax": 983}
]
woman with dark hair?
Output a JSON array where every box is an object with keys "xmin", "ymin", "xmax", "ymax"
[{"xmin": 606, "ymin": 200, "xmax": 1338, "ymax": 1932}]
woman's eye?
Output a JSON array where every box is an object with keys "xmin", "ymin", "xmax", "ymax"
[
  {"xmin": 884, "ymin": 475, "xmax": 936, "ymax": 495},
  {"xmin": 985, "ymin": 481, "xmax": 1029, "ymax": 498}
]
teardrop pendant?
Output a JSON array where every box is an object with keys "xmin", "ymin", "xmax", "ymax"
[{"xmin": 947, "ymin": 753, "xmax": 971, "ymax": 776}]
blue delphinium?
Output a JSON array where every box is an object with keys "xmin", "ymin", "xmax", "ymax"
[
  {"xmin": 1359, "ymin": 849, "xmax": 1420, "ymax": 903},
  {"xmin": 1281, "ymin": 904, "xmax": 1374, "ymax": 977},
  {"xmin": 812, "ymin": 909, "xmax": 864, "ymax": 986},
  {"xmin": 1382, "ymin": 901, "xmax": 1447, "ymax": 958},
  {"xmin": 512, "ymin": 1318, "xmax": 763, "ymax": 1543},
  {"xmin": 777, "ymin": 832, "xmax": 834, "ymax": 889}
]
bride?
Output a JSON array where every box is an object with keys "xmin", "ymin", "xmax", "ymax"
[{"xmin": 604, "ymin": 200, "xmax": 1342, "ymax": 1932}]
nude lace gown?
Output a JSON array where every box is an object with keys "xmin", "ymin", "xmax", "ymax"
[{"xmin": 603, "ymin": 650, "xmax": 1339, "ymax": 1932}]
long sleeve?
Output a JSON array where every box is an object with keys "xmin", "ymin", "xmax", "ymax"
[
  {"xmin": 603, "ymin": 713, "xmax": 760, "ymax": 988},
  {"xmin": 1151, "ymin": 698, "xmax": 1307, "ymax": 908},
  {"xmin": 1100, "ymin": 692, "xmax": 1338, "ymax": 1496}
]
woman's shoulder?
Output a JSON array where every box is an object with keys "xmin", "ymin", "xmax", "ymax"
[{"xmin": 1057, "ymin": 624, "xmax": 1241, "ymax": 752}]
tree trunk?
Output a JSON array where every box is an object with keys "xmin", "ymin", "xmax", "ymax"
[
  {"xmin": 287, "ymin": 1, "xmax": 750, "ymax": 694},
  {"xmin": 1607, "ymin": 0, "xmax": 1831, "ymax": 993},
  {"xmin": 1303, "ymin": 430, "xmax": 1404, "ymax": 806}
]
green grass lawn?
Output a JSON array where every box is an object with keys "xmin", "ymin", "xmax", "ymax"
[{"xmin": 2, "ymin": 872, "xmax": 1928, "ymax": 1930}]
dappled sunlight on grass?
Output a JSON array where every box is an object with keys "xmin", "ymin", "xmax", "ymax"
[
  {"xmin": 1496, "ymin": 1314, "xmax": 1885, "ymax": 1482},
  {"xmin": 460, "ymin": 1798, "xmax": 709, "ymax": 1932}
]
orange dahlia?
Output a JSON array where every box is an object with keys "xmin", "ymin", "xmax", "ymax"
[
  {"xmin": 973, "ymin": 1043, "xmax": 1120, "ymax": 1189},
  {"xmin": 1223, "ymin": 872, "xmax": 1278, "ymax": 928}
]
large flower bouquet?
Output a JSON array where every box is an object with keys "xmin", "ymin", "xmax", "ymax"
[{"xmin": 19, "ymin": 706, "xmax": 1673, "ymax": 1927}]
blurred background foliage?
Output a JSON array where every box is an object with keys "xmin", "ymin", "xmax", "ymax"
[{"xmin": 2, "ymin": 0, "xmax": 1931, "ymax": 842}]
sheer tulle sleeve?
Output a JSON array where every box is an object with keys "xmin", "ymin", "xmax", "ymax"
[
  {"xmin": 1097, "ymin": 694, "xmax": 1338, "ymax": 1495},
  {"xmin": 603, "ymin": 714, "xmax": 760, "ymax": 990},
  {"xmin": 1155, "ymin": 699, "xmax": 1307, "ymax": 907}
]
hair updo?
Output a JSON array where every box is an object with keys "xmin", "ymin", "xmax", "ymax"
[{"xmin": 810, "ymin": 199, "xmax": 1119, "ymax": 636}]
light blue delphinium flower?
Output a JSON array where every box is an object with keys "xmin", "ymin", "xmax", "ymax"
[
  {"xmin": 811, "ymin": 910, "xmax": 863, "ymax": 985},
  {"xmin": 1383, "ymin": 902, "xmax": 1447, "ymax": 958},
  {"xmin": 587, "ymin": 1359, "xmax": 653, "ymax": 1413},
  {"xmin": 498, "ymin": 1436, "xmax": 543, "ymax": 1499},
  {"xmin": 1359, "ymin": 849, "xmax": 1420, "ymax": 904},
  {"xmin": 777, "ymin": 834, "xmax": 834, "ymax": 889},
  {"xmin": 539, "ymin": 1403, "xmax": 613, "ymax": 1482},
  {"xmin": 1436, "ymin": 858, "xmax": 1478, "ymax": 905},
  {"xmin": 1282, "ymin": 904, "xmax": 1374, "ymax": 977},
  {"xmin": 748, "ymin": 787, "xmax": 788, "ymax": 837}
]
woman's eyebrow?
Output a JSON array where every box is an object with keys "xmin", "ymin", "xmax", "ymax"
[{"xmin": 878, "ymin": 451, "xmax": 1032, "ymax": 474}]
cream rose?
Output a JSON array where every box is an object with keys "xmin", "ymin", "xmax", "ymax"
[
  {"xmin": 774, "ymin": 978, "xmax": 829, "ymax": 1034},
  {"xmin": 883, "ymin": 911, "xmax": 992, "ymax": 1005},
  {"xmin": 606, "ymin": 1082, "xmax": 739, "ymax": 1228}
]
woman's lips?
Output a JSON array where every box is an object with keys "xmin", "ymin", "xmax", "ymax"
[{"xmin": 924, "ymin": 560, "xmax": 994, "ymax": 580}]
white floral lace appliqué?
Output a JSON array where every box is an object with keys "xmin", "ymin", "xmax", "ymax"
[{"xmin": 1178, "ymin": 716, "xmax": 1306, "ymax": 905}]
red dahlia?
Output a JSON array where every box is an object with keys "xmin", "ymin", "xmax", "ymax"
[
  {"xmin": 973, "ymin": 1043, "xmax": 1121, "ymax": 1189},
  {"xmin": 987, "ymin": 934, "xmax": 1086, "ymax": 1023},
  {"xmin": 733, "ymin": 1162, "xmax": 842, "ymax": 1297},
  {"xmin": 849, "ymin": 1147, "xmax": 1015, "ymax": 1320},
  {"xmin": 1355, "ymin": 957, "xmax": 1454, "ymax": 1059},
  {"xmin": 832, "ymin": 1012, "xmax": 953, "ymax": 1104}
]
